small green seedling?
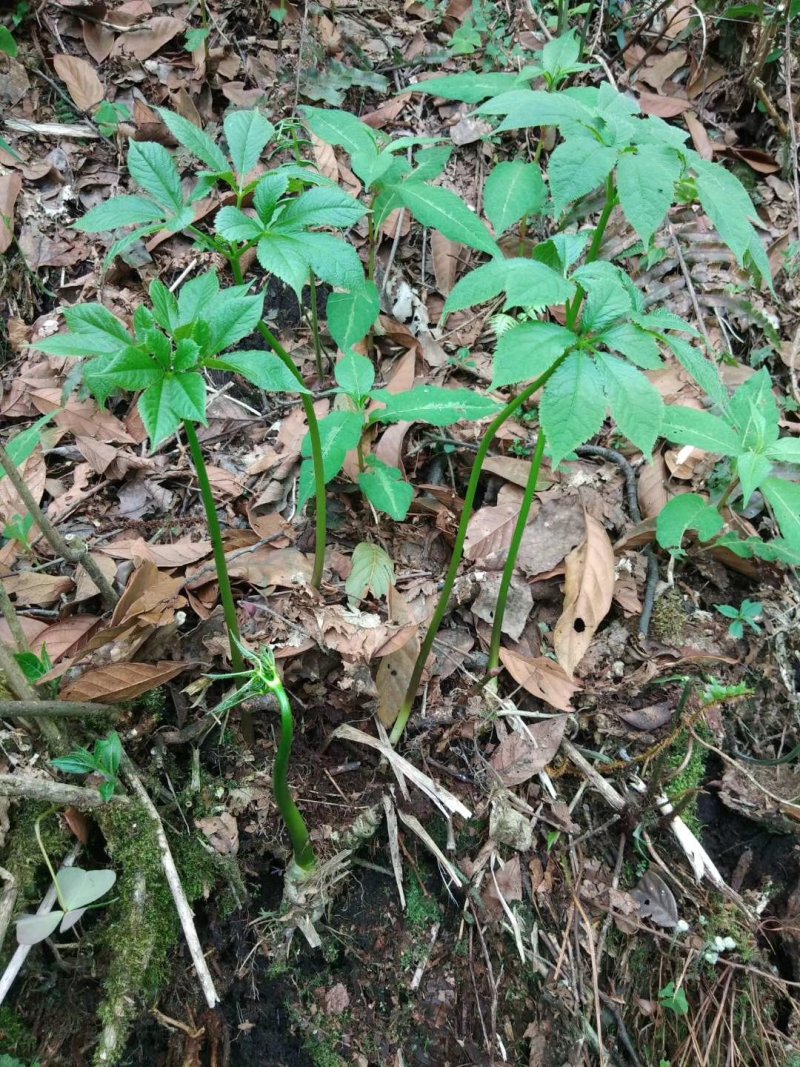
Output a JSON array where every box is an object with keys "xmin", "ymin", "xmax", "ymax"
[
  {"xmin": 14, "ymin": 644, "xmax": 55, "ymax": 695},
  {"xmin": 93, "ymin": 100, "xmax": 132, "ymax": 138},
  {"xmin": 211, "ymin": 640, "xmax": 316, "ymax": 875},
  {"xmin": 3, "ymin": 513, "xmax": 35, "ymax": 551},
  {"xmin": 715, "ymin": 599, "xmax": 763, "ymax": 639},
  {"xmin": 15, "ymin": 811, "xmax": 116, "ymax": 946},
  {"xmin": 658, "ymin": 981, "xmax": 689, "ymax": 1017},
  {"xmin": 52, "ymin": 730, "xmax": 123, "ymax": 801}
]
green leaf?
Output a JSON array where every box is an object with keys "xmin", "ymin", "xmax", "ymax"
[
  {"xmin": 83, "ymin": 348, "xmax": 163, "ymax": 405},
  {"xmin": 139, "ymin": 372, "xmax": 206, "ymax": 445},
  {"xmin": 767, "ymin": 437, "xmax": 800, "ymax": 464},
  {"xmin": 483, "ymin": 160, "xmax": 547, "ymax": 235},
  {"xmin": 52, "ymin": 749, "xmax": 97, "ymax": 775},
  {"xmin": 599, "ymin": 323, "xmax": 663, "ymax": 369},
  {"xmin": 224, "ymin": 110, "xmax": 275, "ymax": 181},
  {"xmin": 616, "ymin": 144, "xmax": 682, "ymax": 245},
  {"xmin": 491, "ymin": 321, "xmax": 577, "ymax": 389},
  {"xmin": 371, "ymin": 386, "xmax": 501, "ymax": 427},
  {"xmin": 479, "ymin": 89, "xmax": 591, "ymax": 128},
  {"xmin": 127, "ymin": 141, "xmax": 185, "ymax": 214},
  {"xmin": 301, "ymin": 106, "xmax": 377, "ymax": 160},
  {"xmin": 156, "ymin": 108, "xmax": 228, "ymax": 173},
  {"xmin": 327, "ymin": 281, "xmax": 380, "ymax": 354},
  {"xmin": 692, "ymin": 157, "xmax": 760, "ymax": 267},
  {"xmin": 345, "ymin": 541, "xmax": 395, "ymax": 602},
  {"xmin": 443, "ymin": 258, "xmax": 574, "ymax": 317},
  {"xmin": 253, "ymin": 172, "xmax": 291, "ymax": 223},
  {"xmin": 547, "ymin": 137, "xmax": 617, "ymax": 216},
  {"xmin": 656, "ymin": 493, "xmax": 723, "ymax": 552},
  {"xmin": 94, "ymin": 731, "xmax": 122, "ymax": 778},
  {"xmin": 66, "ymin": 304, "xmax": 133, "ymax": 345},
  {"xmin": 184, "ymin": 27, "xmax": 210, "ymax": 52},
  {"xmin": 541, "ymin": 30, "xmax": 590, "ymax": 83},
  {"xmin": 174, "ymin": 338, "xmax": 200, "ymax": 371},
  {"xmin": 729, "ymin": 368, "xmax": 780, "ymax": 451},
  {"xmin": 761, "ymin": 477, "xmax": 800, "ymax": 551},
  {"xmin": 257, "ymin": 231, "xmax": 364, "ymax": 297},
  {"xmin": 177, "ymin": 272, "xmax": 220, "ymax": 324},
  {"xmin": 0, "ymin": 26, "xmax": 18, "ymax": 56},
  {"xmin": 149, "ymin": 279, "xmax": 179, "ymax": 332},
  {"xmin": 215, "ymin": 206, "xmax": 264, "ymax": 242},
  {"xmin": 335, "ymin": 352, "xmax": 374, "ymax": 398},
  {"xmin": 300, "ymin": 410, "xmax": 364, "ymax": 488},
  {"xmin": 359, "ymin": 458, "xmax": 414, "ymax": 520},
  {"xmin": 409, "ymin": 146, "xmax": 452, "ymax": 183},
  {"xmin": 597, "ymin": 352, "xmax": 663, "ymax": 457},
  {"xmin": 74, "ymin": 195, "xmax": 167, "ymax": 233},
  {"xmin": 1, "ymin": 413, "xmax": 56, "ymax": 481},
  {"xmin": 412, "ymin": 71, "xmax": 528, "ymax": 104},
  {"xmin": 203, "ymin": 289, "xmax": 265, "ymax": 354},
  {"xmin": 664, "ymin": 335, "xmax": 729, "ymax": 410},
  {"xmin": 539, "ymin": 353, "xmax": 606, "ymax": 467},
  {"xmin": 660, "ymin": 405, "xmax": 741, "ymax": 456},
  {"xmin": 735, "ymin": 451, "xmax": 772, "ymax": 506},
  {"xmin": 16, "ymin": 911, "xmax": 63, "ymax": 946},
  {"xmin": 273, "ymin": 185, "xmax": 365, "ymax": 231},
  {"xmin": 580, "ymin": 272, "xmax": 632, "ymax": 333},
  {"xmin": 210, "ymin": 351, "xmax": 308, "ymax": 393},
  {"xmin": 390, "ymin": 182, "xmax": 499, "ymax": 256},
  {"xmin": 57, "ymin": 867, "xmax": 116, "ymax": 910}
]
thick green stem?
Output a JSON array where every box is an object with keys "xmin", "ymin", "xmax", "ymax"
[
  {"xmin": 486, "ymin": 431, "xmax": 547, "ymax": 673},
  {"xmin": 390, "ymin": 365, "xmax": 561, "ymax": 746},
  {"xmin": 183, "ymin": 420, "xmax": 251, "ymax": 742},
  {"xmin": 272, "ymin": 684, "xmax": 316, "ymax": 871},
  {"xmin": 228, "ymin": 256, "xmax": 327, "ymax": 589}
]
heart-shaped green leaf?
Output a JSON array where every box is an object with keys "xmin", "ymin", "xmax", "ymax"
[
  {"xmin": 57, "ymin": 867, "xmax": 117, "ymax": 910},
  {"xmin": 16, "ymin": 911, "xmax": 63, "ymax": 945}
]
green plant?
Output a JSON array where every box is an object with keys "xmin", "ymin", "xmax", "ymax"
[
  {"xmin": 0, "ymin": 26, "xmax": 18, "ymax": 56},
  {"xmin": 380, "ymin": 30, "xmax": 776, "ymax": 743},
  {"xmin": 93, "ymin": 99, "xmax": 132, "ymax": 138},
  {"xmin": 14, "ymin": 645, "xmax": 56, "ymax": 696},
  {"xmin": 15, "ymin": 811, "xmax": 116, "ymax": 945},
  {"xmin": 658, "ymin": 981, "xmax": 689, "ymax": 1017},
  {"xmin": 716, "ymin": 598, "xmax": 763, "ymax": 638},
  {"xmin": 655, "ymin": 365, "xmax": 800, "ymax": 564},
  {"xmin": 51, "ymin": 730, "xmax": 123, "ymax": 800},
  {"xmin": 30, "ymin": 273, "xmax": 305, "ymax": 704},
  {"xmin": 211, "ymin": 641, "xmax": 316, "ymax": 874}
]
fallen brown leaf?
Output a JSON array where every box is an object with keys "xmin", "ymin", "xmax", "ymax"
[
  {"xmin": 499, "ymin": 649, "xmax": 580, "ymax": 712},
  {"xmin": 553, "ymin": 513, "xmax": 615, "ymax": 677},
  {"xmin": 0, "ymin": 172, "xmax": 22, "ymax": 253},
  {"xmin": 490, "ymin": 719, "xmax": 567, "ymax": 786},
  {"xmin": 52, "ymin": 54, "xmax": 104, "ymax": 112},
  {"xmin": 61, "ymin": 660, "xmax": 190, "ymax": 703}
]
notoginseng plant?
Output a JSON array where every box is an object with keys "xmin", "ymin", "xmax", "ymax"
[
  {"xmin": 71, "ymin": 107, "xmax": 371, "ymax": 589},
  {"xmin": 31, "ymin": 271, "xmax": 307, "ymax": 734},
  {"xmin": 382, "ymin": 32, "xmax": 774, "ymax": 744},
  {"xmin": 210, "ymin": 640, "xmax": 316, "ymax": 880},
  {"xmin": 655, "ymin": 364, "xmax": 800, "ymax": 565},
  {"xmin": 15, "ymin": 810, "xmax": 116, "ymax": 946}
]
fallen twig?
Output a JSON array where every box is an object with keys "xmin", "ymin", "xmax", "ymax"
[
  {"xmin": 0, "ymin": 773, "xmax": 129, "ymax": 809},
  {"xmin": 0, "ymin": 699, "xmax": 118, "ymax": 719},
  {"xmin": 121, "ymin": 761, "xmax": 220, "ymax": 1008}
]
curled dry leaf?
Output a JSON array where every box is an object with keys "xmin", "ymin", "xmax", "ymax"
[
  {"xmin": 464, "ymin": 502, "xmax": 521, "ymax": 563},
  {"xmin": 52, "ymin": 55, "xmax": 104, "ymax": 113},
  {"xmin": 430, "ymin": 231, "xmax": 462, "ymax": 296},
  {"xmin": 637, "ymin": 454, "xmax": 669, "ymax": 518},
  {"xmin": 489, "ymin": 718, "xmax": 567, "ymax": 786},
  {"xmin": 61, "ymin": 660, "xmax": 191, "ymax": 703},
  {"xmin": 553, "ymin": 513, "xmax": 615, "ymax": 677},
  {"xmin": 498, "ymin": 648, "xmax": 580, "ymax": 712}
]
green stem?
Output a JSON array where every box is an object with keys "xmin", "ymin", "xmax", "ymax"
[
  {"xmin": 272, "ymin": 683, "xmax": 316, "ymax": 871},
  {"xmin": 566, "ymin": 175, "xmax": 617, "ymax": 327},
  {"xmin": 35, "ymin": 810, "xmax": 66, "ymax": 910},
  {"xmin": 308, "ymin": 270, "xmax": 325, "ymax": 380},
  {"xmin": 183, "ymin": 420, "xmax": 251, "ymax": 742},
  {"xmin": 228, "ymin": 255, "xmax": 327, "ymax": 589},
  {"xmin": 390, "ymin": 364, "xmax": 561, "ymax": 746},
  {"xmin": 486, "ymin": 431, "xmax": 547, "ymax": 673}
]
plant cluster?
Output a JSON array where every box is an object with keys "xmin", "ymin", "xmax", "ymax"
[{"xmin": 13, "ymin": 29, "xmax": 796, "ymax": 882}]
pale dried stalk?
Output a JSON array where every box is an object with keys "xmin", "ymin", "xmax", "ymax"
[
  {"xmin": 0, "ymin": 773, "xmax": 129, "ymax": 809},
  {"xmin": 122, "ymin": 762, "xmax": 220, "ymax": 1008}
]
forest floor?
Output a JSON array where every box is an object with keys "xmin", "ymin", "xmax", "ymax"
[{"xmin": 1, "ymin": 1, "xmax": 800, "ymax": 1065}]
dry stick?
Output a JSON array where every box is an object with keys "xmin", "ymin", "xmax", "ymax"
[
  {"xmin": 0, "ymin": 773, "xmax": 130, "ymax": 809},
  {"xmin": 121, "ymin": 760, "xmax": 220, "ymax": 1008},
  {"xmin": 0, "ymin": 583, "xmax": 29, "ymax": 652},
  {"xmin": 0, "ymin": 444, "xmax": 118, "ymax": 608},
  {"xmin": 0, "ymin": 699, "xmax": 117, "ymax": 719}
]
